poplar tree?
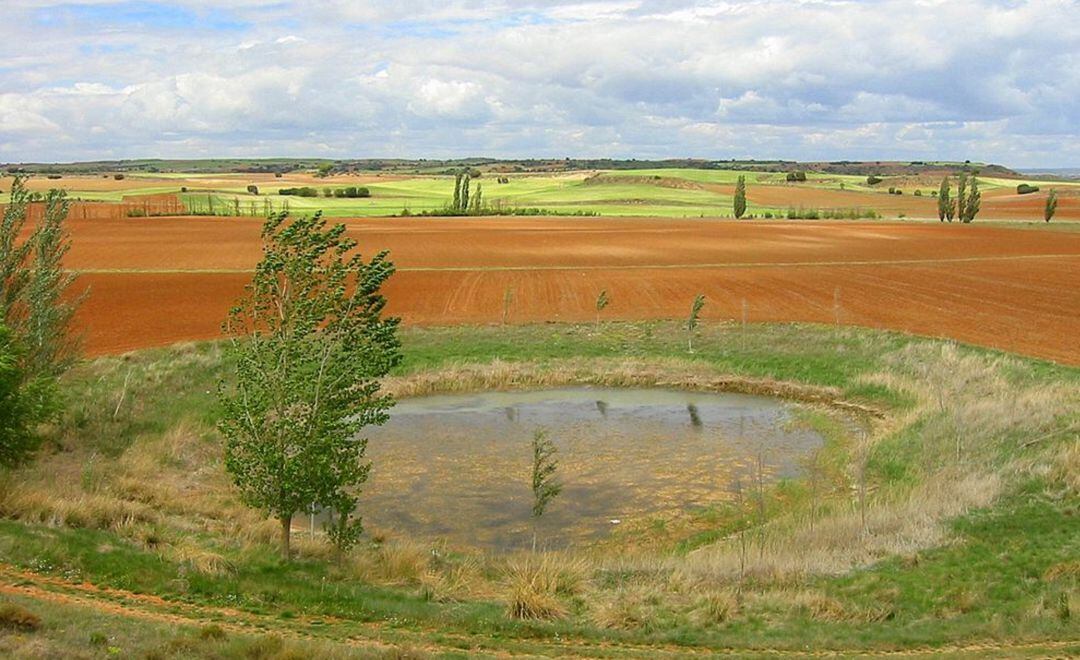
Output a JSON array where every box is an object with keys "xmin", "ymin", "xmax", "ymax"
[
  {"xmin": 961, "ymin": 176, "xmax": 981, "ymax": 223},
  {"xmin": 733, "ymin": 175, "xmax": 747, "ymax": 219},
  {"xmin": 955, "ymin": 172, "xmax": 968, "ymax": 224},
  {"xmin": 1045, "ymin": 189, "xmax": 1058, "ymax": 223},
  {"xmin": 937, "ymin": 177, "xmax": 951, "ymax": 222},
  {"xmin": 218, "ymin": 211, "xmax": 402, "ymax": 559}
]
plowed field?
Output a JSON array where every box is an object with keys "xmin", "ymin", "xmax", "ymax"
[{"xmin": 64, "ymin": 216, "xmax": 1080, "ymax": 364}]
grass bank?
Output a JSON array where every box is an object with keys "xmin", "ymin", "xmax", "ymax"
[{"xmin": 0, "ymin": 321, "xmax": 1076, "ymax": 657}]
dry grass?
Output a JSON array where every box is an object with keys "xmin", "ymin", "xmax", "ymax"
[
  {"xmin": 503, "ymin": 553, "xmax": 585, "ymax": 620},
  {"xmin": 387, "ymin": 358, "xmax": 876, "ymax": 414},
  {"xmin": 0, "ymin": 603, "xmax": 42, "ymax": 632}
]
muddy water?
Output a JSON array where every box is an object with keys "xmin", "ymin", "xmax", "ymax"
[{"xmin": 358, "ymin": 387, "xmax": 828, "ymax": 550}]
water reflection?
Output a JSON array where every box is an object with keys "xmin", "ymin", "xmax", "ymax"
[{"xmin": 362, "ymin": 387, "xmax": 831, "ymax": 550}]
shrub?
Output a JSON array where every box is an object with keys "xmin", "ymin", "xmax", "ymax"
[
  {"xmin": 180, "ymin": 186, "xmax": 188, "ymax": 193},
  {"xmin": 246, "ymin": 185, "xmax": 259, "ymax": 195},
  {"xmin": 914, "ymin": 189, "xmax": 923, "ymax": 196},
  {"xmin": 1017, "ymin": 183, "xmax": 1040, "ymax": 195},
  {"xmin": 113, "ymin": 174, "xmax": 125, "ymax": 181},
  {"xmin": 322, "ymin": 187, "xmax": 333, "ymax": 198},
  {"xmin": 866, "ymin": 175, "xmax": 883, "ymax": 185},
  {"xmin": 278, "ymin": 187, "xmax": 318, "ymax": 197},
  {"xmin": 786, "ymin": 171, "xmax": 807, "ymax": 182},
  {"xmin": 0, "ymin": 603, "xmax": 42, "ymax": 631},
  {"xmin": 274, "ymin": 172, "xmax": 283, "ymax": 178},
  {"xmin": 46, "ymin": 174, "xmax": 62, "ymax": 180}
]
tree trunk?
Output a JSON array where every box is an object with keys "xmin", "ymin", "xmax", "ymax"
[{"xmin": 280, "ymin": 515, "xmax": 292, "ymax": 561}]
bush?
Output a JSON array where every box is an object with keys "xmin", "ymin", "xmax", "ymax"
[
  {"xmin": 113, "ymin": 174, "xmax": 125, "ymax": 181},
  {"xmin": 914, "ymin": 189, "xmax": 923, "ymax": 196},
  {"xmin": 274, "ymin": 172, "xmax": 283, "ymax": 178},
  {"xmin": 278, "ymin": 187, "xmax": 318, "ymax": 197},
  {"xmin": 323, "ymin": 187, "xmax": 333, "ymax": 198},
  {"xmin": 866, "ymin": 175, "xmax": 883, "ymax": 185},
  {"xmin": 246, "ymin": 185, "xmax": 259, "ymax": 195},
  {"xmin": 1017, "ymin": 184, "xmax": 1040, "ymax": 195},
  {"xmin": 786, "ymin": 171, "xmax": 807, "ymax": 182},
  {"xmin": 0, "ymin": 603, "xmax": 42, "ymax": 632}
]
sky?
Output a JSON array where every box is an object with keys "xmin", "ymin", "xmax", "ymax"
[{"xmin": 1, "ymin": 0, "xmax": 1078, "ymax": 167}]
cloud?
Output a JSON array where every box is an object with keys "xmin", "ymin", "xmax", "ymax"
[{"xmin": 0, "ymin": 0, "xmax": 1078, "ymax": 166}]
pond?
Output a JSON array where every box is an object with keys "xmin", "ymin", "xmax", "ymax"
[{"xmin": 355, "ymin": 387, "xmax": 831, "ymax": 550}]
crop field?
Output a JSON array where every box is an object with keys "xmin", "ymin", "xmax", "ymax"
[
  {"xmin": 7, "ymin": 168, "xmax": 1080, "ymax": 220},
  {"xmin": 55, "ymin": 214, "xmax": 1080, "ymax": 364}
]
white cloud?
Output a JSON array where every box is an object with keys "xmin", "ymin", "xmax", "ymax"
[{"xmin": 0, "ymin": 0, "xmax": 1077, "ymax": 166}]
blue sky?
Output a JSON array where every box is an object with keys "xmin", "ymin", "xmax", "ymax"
[{"xmin": 2, "ymin": 0, "xmax": 1079, "ymax": 166}]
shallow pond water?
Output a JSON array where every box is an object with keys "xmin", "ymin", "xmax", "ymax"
[{"xmin": 357, "ymin": 387, "xmax": 829, "ymax": 550}]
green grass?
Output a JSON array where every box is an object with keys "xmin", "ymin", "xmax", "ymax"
[{"xmin": 0, "ymin": 322, "xmax": 1075, "ymax": 656}]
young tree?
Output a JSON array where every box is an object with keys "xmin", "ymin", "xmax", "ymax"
[
  {"xmin": 955, "ymin": 172, "xmax": 968, "ymax": 224},
  {"xmin": 460, "ymin": 175, "xmax": 471, "ymax": 213},
  {"xmin": 687, "ymin": 293, "xmax": 706, "ymax": 353},
  {"xmin": 733, "ymin": 175, "xmax": 747, "ymax": 219},
  {"xmin": 937, "ymin": 177, "xmax": 951, "ymax": 222},
  {"xmin": 0, "ymin": 178, "xmax": 82, "ymax": 465},
  {"xmin": 594, "ymin": 289, "xmax": 610, "ymax": 330},
  {"xmin": 469, "ymin": 184, "xmax": 483, "ymax": 214},
  {"xmin": 530, "ymin": 429, "xmax": 561, "ymax": 520},
  {"xmin": 1045, "ymin": 189, "xmax": 1058, "ymax": 223},
  {"xmin": 218, "ymin": 211, "xmax": 402, "ymax": 560},
  {"xmin": 961, "ymin": 175, "xmax": 981, "ymax": 223},
  {"xmin": 452, "ymin": 173, "xmax": 463, "ymax": 212}
]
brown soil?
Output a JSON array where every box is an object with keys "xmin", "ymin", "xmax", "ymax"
[{"xmin": 61, "ymin": 216, "xmax": 1080, "ymax": 364}]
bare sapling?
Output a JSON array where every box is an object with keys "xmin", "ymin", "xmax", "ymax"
[
  {"xmin": 502, "ymin": 287, "xmax": 514, "ymax": 325},
  {"xmin": 687, "ymin": 293, "xmax": 706, "ymax": 353},
  {"xmin": 595, "ymin": 289, "xmax": 610, "ymax": 331},
  {"xmin": 530, "ymin": 428, "xmax": 562, "ymax": 550}
]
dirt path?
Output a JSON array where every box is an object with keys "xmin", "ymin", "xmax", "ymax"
[{"xmin": 1, "ymin": 565, "xmax": 1076, "ymax": 658}]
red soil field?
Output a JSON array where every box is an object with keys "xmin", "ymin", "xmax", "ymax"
[{"xmin": 63, "ymin": 215, "xmax": 1080, "ymax": 364}]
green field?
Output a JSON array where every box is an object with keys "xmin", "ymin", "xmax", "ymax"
[
  {"xmin": 4, "ymin": 165, "xmax": 1079, "ymax": 220},
  {"xmin": 0, "ymin": 322, "xmax": 1076, "ymax": 657}
]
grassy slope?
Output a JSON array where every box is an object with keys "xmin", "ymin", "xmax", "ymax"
[{"xmin": 0, "ymin": 322, "xmax": 1076, "ymax": 657}]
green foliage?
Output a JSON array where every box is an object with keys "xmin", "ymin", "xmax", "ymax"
[
  {"xmin": 866, "ymin": 175, "xmax": 883, "ymax": 185},
  {"xmin": 961, "ymin": 176, "xmax": 981, "ymax": 223},
  {"xmin": 937, "ymin": 177, "xmax": 951, "ymax": 222},
  {"xmin": 246, "ymin": 185, "xmax": 259, "ymax": 195},
  {"xmin": 0, "ymin": 177, "xmax": 81, "ymax": 466},
  {"xmin": 733, "ymin": 175, "xmax": 747, "ymax": 219},
  {"xmin": 0, "ymin": 325, "xmax": 52, "ymax": 467},
  {"xmin": 1044, "ymin": 189, "xmax": 1058, "ymax": 223},
  {"xmin": 1016, "ymin": 184, "xmax": 1040, "ymax": 195},
  {"xmin": 785, "ymin": 171, "xmax": 807, "ymax": 182},
  {"xmin": 278, "ymin": 187, "xmax": 318, "ymax": 197},
  {"xmin": 218, "ymin": 211, "xmax": 402, "ymax": 559},
  {"xmin": 314, "ymin": 163, "xmax": 334, "ymax": 178},
  {"xmin": 955, "ymin": 172, "xmax": 968, "ymax": 223},
  {"xmin": 530, "ymin": 429, "xmax": 561, "ymax": 519}
]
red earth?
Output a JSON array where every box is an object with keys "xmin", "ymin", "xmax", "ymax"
[{"xmin": 58, "ymin": 215, "xmax": 1080, "ymax": 365}]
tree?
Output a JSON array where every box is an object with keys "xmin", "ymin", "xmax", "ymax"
[
  {"xmin": 452, "ymin": 173, "xmax": 463, "ymax": 211},
  {"xmin": 530, "ymin": 429, "xmax": 561, "ymax": 520},
  {"xmin": 1045, "ymin": 189, "xmax": 1058, "ymax": 223},
  {"xmin": 218, "ymin": 211, "xmax": 402, "ymax": 560},
  {"xmin": 937, "ymin": 177, "xmax": 951, "ymax": 222},
  {"xmin": 733, "ymin": 176, "xmax": 747, "ymax": 219},
  {"xmin": 687, "ymin": 293, "xmax": 706, "ymax": 353},
  {"xmin": 469, "ymin": 184, "xmax": 483, "ymax": 214},
  {"xmin": 22, "ymin": 189, "xmax": 81, "ymax": 379},
  {"xmin": 595, "ymin": 290, "xmax": 609, "ymax": 330},
  {"xmin": 0, "ymin": 177, "xmax": 81, "ymax": 466},
  {"xmin": 961, "ymin": 175, "xmax": 980, "ymax": 223},
  {"xmin": 955, "ymin": 172, "xmax": 968, "ymax": 224},
  {"xmin": 0, "ymin": 325, "xmax": 51, "ymax": 467}
]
